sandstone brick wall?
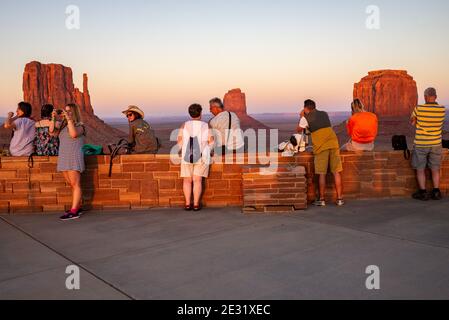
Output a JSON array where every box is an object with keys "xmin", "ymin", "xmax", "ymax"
[
  {"xmin": 0, "ymin": 150, "xmax": 448, "ymax": 214},
  {"xmin": 0, "ymin": 154, "xmax": 243, "ymax": 213},
  {"xmin": 279, "ymin": 150, "xmax": 449, "ymax": 202},
  {"xmin": 242, "ymin": 164, "xmax": 307, "ymax": 213}
]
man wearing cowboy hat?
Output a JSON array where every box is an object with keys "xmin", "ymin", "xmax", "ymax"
[{"xmin": 122, "ymin": 105, "xmax": 160, "ymax": 154}]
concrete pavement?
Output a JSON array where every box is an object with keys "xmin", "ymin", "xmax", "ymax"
[{"xmin": 1, "ymin": 198, "xmax": 449, "ymax": 300}]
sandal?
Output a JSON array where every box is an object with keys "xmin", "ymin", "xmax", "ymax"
[
  {"xmin": 193, "ymin": 205, "xmax": 202, "ymax": 212},
  {"xmin": 184, "ymin": 205, "xmax": 192, "ymax": 211}
]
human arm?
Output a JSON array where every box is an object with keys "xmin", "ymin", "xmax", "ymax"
[
  {"xmin": 410, "ymin": 107, "xmax": 418, "ymax": 127},
  {"xmin": 49, "ymin": 110, "xmax": 61, "ymax": 133},
  {"xmin": 4, "ymin": 112, "xmax": 17, "ymax": 129},
  {"xmin": 296, "ymin": 112, "xmax": 308, "ymax": 134},
  {"xmin": 346, "ymin": 116, "xmax": 354, "ymax": 138},
  {"xmin": 177, "ymin": 124, "xmax": 184, "ymax": 146}
]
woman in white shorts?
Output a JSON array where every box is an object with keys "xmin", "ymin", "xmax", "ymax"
[{"xmin": 177, "ymin": 104, "xmax": 214, "ymax": 212}]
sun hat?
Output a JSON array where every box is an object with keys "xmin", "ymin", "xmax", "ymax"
[{"xmin": 122, "ymin": 105, "xmax": 145, "ymax": 118}]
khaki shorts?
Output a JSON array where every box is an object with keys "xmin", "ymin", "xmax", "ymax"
[
  {"xmin": 180, "ymin": 162, "xmax": 210, "ymax": 178},
  {"xmin": 412, "ymin": 146, "xmax": 443, "ymax": 170},
  {"xmin": 314, "ymin": 148, "xmax": 343, "ymax": 174}
]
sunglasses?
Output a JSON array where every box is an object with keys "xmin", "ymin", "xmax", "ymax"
[{"xmin": 126, "ymin": 113, "xmax": 134, "ymax": 118}]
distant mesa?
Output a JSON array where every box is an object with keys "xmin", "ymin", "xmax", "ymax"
[
  {"xmin": 353, "ymin": 70, "xmax": 418, "ymax": 117},
  {"xmin": 22, "ymin": 61, "xmax": 124, "ymax": 146},
  {"xmin": 223, "ymin": 88, "xmax": 269, "ymax": 130},
  {"xmin": 332, "ymin": 70, "xmax": 420, "ymax": 149},
  {"xmin": 224, "ymin": 88, "xmax": 247, "ymax": 116}
]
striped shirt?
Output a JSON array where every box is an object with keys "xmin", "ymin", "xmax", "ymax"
[{"xmin": 412, "ymin": 103, "xmax": 446, "ymax": 147}]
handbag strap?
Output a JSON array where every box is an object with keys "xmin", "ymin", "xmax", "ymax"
[
  {"xmin": 108, "ymin": 139, "xmax": 129, "ymax": 177},
  {"xmin": 404, "ymin": 149, "xmax": 411, "ymax": 160},
  {"xmin": 226, "ymin": 111, "xmax": 232, "ymax": 148}
]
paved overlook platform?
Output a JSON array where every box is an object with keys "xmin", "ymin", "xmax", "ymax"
[{"xmin": 1, "ymin": 198, "xmax": 449, "ymax": 300}]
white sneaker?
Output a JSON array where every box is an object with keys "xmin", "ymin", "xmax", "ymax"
[{"xmin": 313, "ymin": 199, "xmax": 326, "ymax": 207}]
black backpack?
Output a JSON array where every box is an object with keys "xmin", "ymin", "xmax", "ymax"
[
  {"xmin": 443, "ymin": 140, "xmax": 449, "ymax": 149},
  {"xmin": 392, "ymin": 135, "xmax": 411, "ymax": 160},
  {"xmin": 184, "ymin": 136, "xmax": 202, "ymax": 164}
]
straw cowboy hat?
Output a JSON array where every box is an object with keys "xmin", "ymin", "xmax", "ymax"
[{"xmin": 122, "ymin": 105, "xmax": 145, "ymax": 118}]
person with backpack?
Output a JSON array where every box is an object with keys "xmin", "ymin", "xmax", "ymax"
[
  {"xmin": 209, "ymin": 97, "xmax": 244, "ymax": 156},
  {"xmin": 177, "ymin": 104, "xmax": 214, "ymax": 212},
  {"xmin": 410, "ymin": 87, "xmax": 446, "ymax": 201},
  {"xmin": 122, "ymin": 105, "xmax": 160, "ymax": 154}
]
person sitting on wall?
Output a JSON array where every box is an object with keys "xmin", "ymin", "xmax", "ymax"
[
  {"xmin": 177, "ymin": 104, "xmax": 214, "ymax": 212},
  {"xmin": 34, "ymin": 104, "xmax": 61, "ymax": 156},
  {"xmin": 343, "ymin": 99, "xmax": 378, "ymax": 151},
  {"xmin": 122, "ymin": 105, "xmax": 160, "ymax": 154},
  {"xmin": 208, "ymin": 97, "xmax": 244, "ymax": 156},
  {"xmin": 410, "ymin": 87, "xmax": 446, "ymax": 201},
  {"xmin": 297, "ymin": 99, "xmax": 344, "ymax": 207},
  {"xmin": 3, "ymin": 102, "xmax": 36, "ymax": 157}
]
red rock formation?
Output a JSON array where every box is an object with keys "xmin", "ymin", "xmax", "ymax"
[
  {"xmin": 23, "ymin": 61, "xmax": 94, "ymax": 117},
  {"xmin": 223, "ymin": 88, "xmax": 269, "ymax": 130},
  {"xmin": 354, "ymin": 70, "xmax": 418, "ymax": 117},
  {"xmin": 224, "ymin": 89, "xmax": 247, "ymax": 116},
  {"xmin": 22, "ymin": 61, "xmax": 125, "ymax": 147}
]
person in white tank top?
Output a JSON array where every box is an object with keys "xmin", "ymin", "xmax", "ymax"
[{"xmin": 177, "ymin": 104, "xmax": 214, "ymax": 212}]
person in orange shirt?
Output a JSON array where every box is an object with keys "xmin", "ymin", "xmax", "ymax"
[{"xmin": 344, "ymin": 99, "xmax": 378, "ymax": 151}]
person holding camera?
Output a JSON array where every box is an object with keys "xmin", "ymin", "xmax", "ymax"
[
  {"xmin": 3, "ymin": 102, "xmax": 35, "ymax": 156},
  {"xmin": 57, "ymin": 103, "xmax": 86, "ymax": 221},
  {"xmin": 34, "ymin": 104, "xmax": 61, "ymax": 156}
]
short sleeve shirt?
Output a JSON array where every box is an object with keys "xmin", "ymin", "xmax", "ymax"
[
  {"xmin": 209, "ymin": 111, "xmax": 244, "ymax": 149},
  {"xmin": 10, "ymin": 118, "xmax": 36, "ymax": 156}
]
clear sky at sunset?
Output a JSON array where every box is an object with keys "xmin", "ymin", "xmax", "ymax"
[{"xmin": 0, "ymin": 0, "xmax": 448, "ymax": 117}]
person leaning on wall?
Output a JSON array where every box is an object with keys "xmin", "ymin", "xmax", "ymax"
[
  {"xmin": 410, "ymin": 87, "xmax": 446, "ymax": 201},
  {"xmin": 177, "ymin": 103, "xmax": 214, "ymax": 212},
  {"xmin": 3, "ymin": 102, "xmax": 36, "ymax": 157},
  {"xmin": 343, "ymin": 99, "xmax": 378, "ymax": 151},
  {"xmin": 208, "ymin": 97, "xmax": 245, "ymax": 156},
  {"xmin": 297, "ymin": 99, "xmax": 344, "ymax": 207},
  {"xmin": 122, "ymin": 105, "xmax": 160, "ymax": 154},
  {"xmin": 57, "ymin": 103, "xmax": 87, "ymax": 221}
]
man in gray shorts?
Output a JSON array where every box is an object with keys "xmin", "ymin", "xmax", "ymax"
[{"xmin": 410, "ymin": 87, "xmax": 446, "ymax": 201}]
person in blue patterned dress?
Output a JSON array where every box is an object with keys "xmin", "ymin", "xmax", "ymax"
[{"xmin": 34, "ymin": 104, "xmax": 60, "ymax": 156}]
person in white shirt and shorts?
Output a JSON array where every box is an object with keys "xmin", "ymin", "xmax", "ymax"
[{"xmin": 177, "ymin": 104, "xmax": 214, "ymax": 212}]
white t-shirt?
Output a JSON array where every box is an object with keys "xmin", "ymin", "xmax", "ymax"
[
  {"xmin": 10, "ymin": 118, "xmax": 36, "ymax": 156},
  {"xmin": 209, "ymin": 111, "xmax": 244, "ymax": 149},
  {"xmin": 298, "ymin": 117, "xmax": 309, "ymax": 129},
  {"xmin": 179, "ymin": 120, "xmax": 211, "ymax": 164}
]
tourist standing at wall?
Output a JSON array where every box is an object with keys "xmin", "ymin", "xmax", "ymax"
[
  {"xmin": 178, "ymin": 104, "xmax": 214, "ymax": 211},
  {"xmin": 209, "ymin": 97, "xmax": 244, "ymax": 156},
  {"xmin": 122, "ymin": 105, "xmax": 160, "ymax": 154},
  {"xmin": 3, "ymin": 102, "xmax": 35, "ymax": 156},
  {"xmin": 57, "ymin": 104, "xmax": 86, "ymax": 220},
  {"xmin": 297, "ymin": 100, "xmax": 344, "ymax": 206},
  {"xmin": 410, "ymin": 88, "xmax": 446, "ymax": 201},
  {"xmin": 344, "ymin": 99, "xmax": 378, "ymax": 151},
  {"xmin": 34, "ymin": 104, "xmax": 61, "ymax": 156}
]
